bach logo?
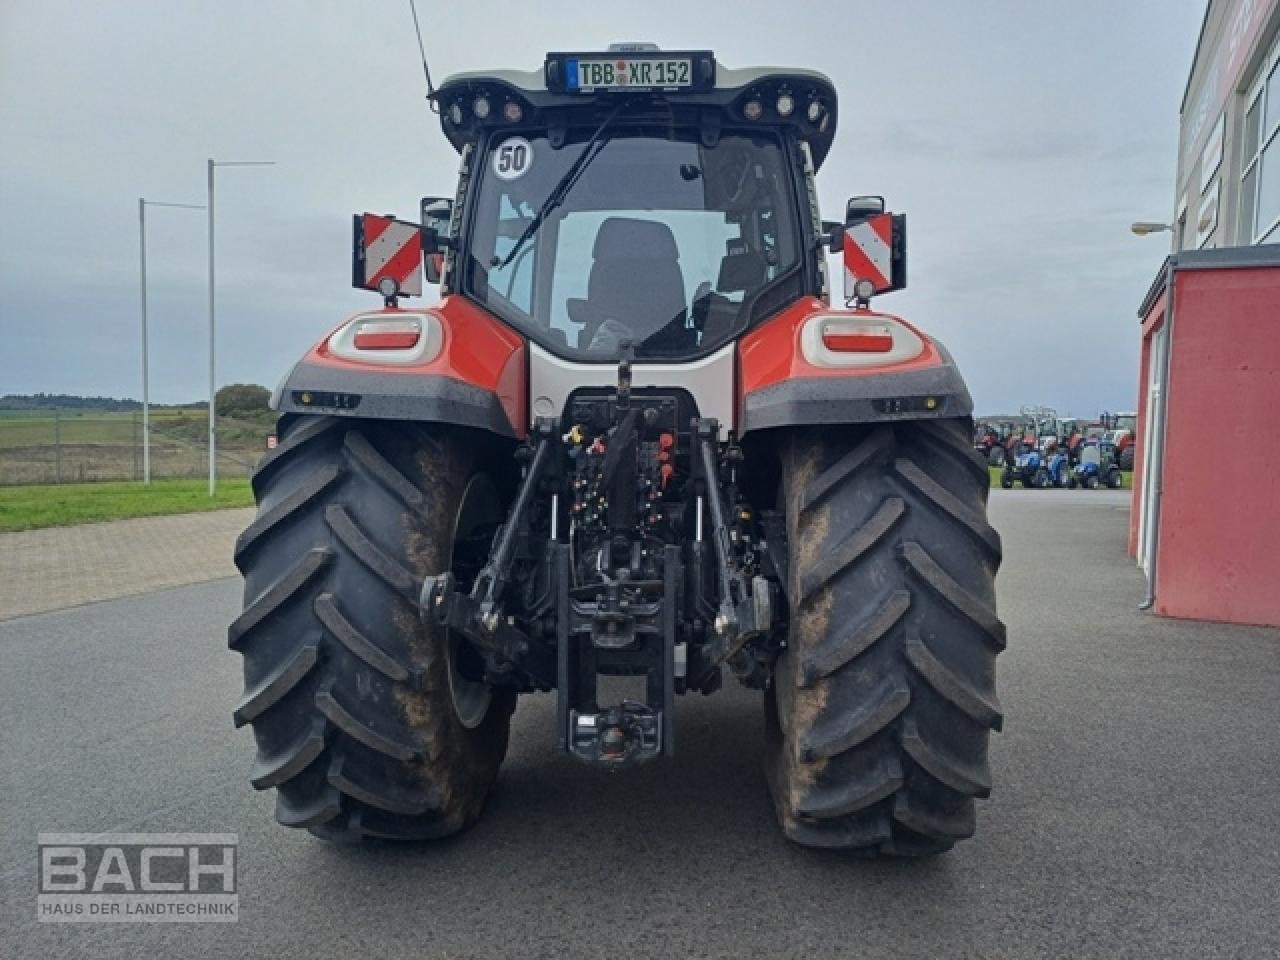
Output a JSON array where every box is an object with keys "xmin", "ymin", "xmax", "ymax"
[{"xmin": 37, "ymin": 833, "xmax": 238, "ymax": 923}]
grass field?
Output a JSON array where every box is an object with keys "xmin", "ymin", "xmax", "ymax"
[
  {"xmin": 0, "ymin": 478, "xmax": 254, "ymax": 532},
  {"xmin": 0, "ymin": 408, "xmax": 206, "ymax": 447},
  {"xmin": 0, "ymin": 409, "xmax": 270, "ymax": 485}
]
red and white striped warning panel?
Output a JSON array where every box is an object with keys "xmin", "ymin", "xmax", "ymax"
[
  {"xmin": 843, "ymin": 212, "xmax": 893, "ymax": 298},
  {"xmin": 354, "ymin": 213, "xmax": 423, "ymax": 297}
]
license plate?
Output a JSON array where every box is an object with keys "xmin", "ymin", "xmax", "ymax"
[{"xmin": 567, "ymin": 57, "xmax": 692, "ymax": 92}]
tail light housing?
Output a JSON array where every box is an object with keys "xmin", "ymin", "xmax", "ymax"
[
  {"xmin": 801, "ymin": 314, "xmax": 924, "ymax": 368},
  {"xmin": 327, "ymin": 311, "xmax": 443, "ymax": 365}
]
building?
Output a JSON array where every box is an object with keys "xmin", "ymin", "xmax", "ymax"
[
  {"xmin": 1174, "ymin": 0, "xmax": 1280, "ymax": 250},
  {"xmin": 1131, "ymin": 0, "xmax": 1280, "ymax": 628}
]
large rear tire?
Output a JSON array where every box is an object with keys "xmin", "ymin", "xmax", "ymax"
[
  {"xmin": 765, "ymin": 418, "xmax": 1004, "ymax": 855},
  {"xmin": 229, "ymin": 415, "xmax": 515, "ymax": 842}
]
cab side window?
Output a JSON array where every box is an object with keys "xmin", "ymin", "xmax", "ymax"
[{"xmin": 485, "ymin": 194, "xmax": 535, "ymax": 315}]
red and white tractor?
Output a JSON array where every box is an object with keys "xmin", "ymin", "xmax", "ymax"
[{"xmin": 230, "ymin": 45, "xmax": 1003, "ymax": 855}]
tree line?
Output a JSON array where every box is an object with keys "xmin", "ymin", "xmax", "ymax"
[{"xmin": 1, "ymin": 385, "xmax": 272, "ymax": 418}]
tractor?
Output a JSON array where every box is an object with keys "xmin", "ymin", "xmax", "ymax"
[
  {"xmin": 1000, "ymin": 444, "xmax": 1068, "ymax": 489},
  {"xmin": 974, "ymin": 422, "xmax": 1002, "ymax": 464},
  {"xmin": 974, "ymin": 419, "xmax": 1020, "ymax": 467},
  {"xmin": 1100, "ymin": 411, "xmax": 1137, "ymax": 470},
  {"xmin": 230, "ymin": 46, "xmax": 1003, "ymax": 856},
  {"xmin": 1067, "ymin": 439, "xmax": 1123, "ymax": 489}
]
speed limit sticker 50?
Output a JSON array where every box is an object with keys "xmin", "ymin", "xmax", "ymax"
[{"xmin": 492, "ymin": 137, "xmax": 533, "ymax": 180}]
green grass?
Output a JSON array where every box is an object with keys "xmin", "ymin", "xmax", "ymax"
[
  {"xmin": 0, "ymin": 478, "xmax": 254, "ymax": 533},
  {"xmin": 988, "ymin": 465, "xmax": 1132, "ymax": 489},
  {"xmin": 0, "ymin": 410, "xmax": 271, "ymax": 485},
  {"xmin": 0, "ymin": 409, "xmax": 271, "ymax": 450}
]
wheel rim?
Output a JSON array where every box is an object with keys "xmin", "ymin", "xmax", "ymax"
[{"xmin": 447, "ymin": 474, "xmax": 500, "ymax": 730}]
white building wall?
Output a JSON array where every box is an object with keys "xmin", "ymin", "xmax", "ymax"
[{"xmin": 1175, "ymin": 0, "xmax": 1280, "ymax": 250}]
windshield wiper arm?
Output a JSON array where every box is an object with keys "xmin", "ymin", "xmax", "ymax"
[{"xmin": 492, "ymin": 103, "xmax": 625, "ymax": 270}]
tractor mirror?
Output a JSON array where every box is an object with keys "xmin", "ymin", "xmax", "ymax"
[
  {"xmin": 352, "ymin": 213, "xmax": 423, "ymax": 299},
  {"xmin": 842, "ymin": 209, "xmax": 907, "ymax": 299},
  {"xmin": 420, "ymin": 197, "xmax": 454, "ymax": 284},
  {"xmin": 845, "ymin": 195, "xmax": 885, "ymax": 223}
]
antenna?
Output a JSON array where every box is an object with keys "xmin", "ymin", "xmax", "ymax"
[{"xmin": 408, "ymin": 0, "xmax": 438, "ymax": 113}]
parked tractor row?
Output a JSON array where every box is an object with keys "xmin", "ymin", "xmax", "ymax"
[
  {"xmin": 998, "ymin": 439, "xmax": 1123, "ymax": 489},
  {"xmin": 976, "ymin": 407, "xmax": 1133, "ymax": 490}
]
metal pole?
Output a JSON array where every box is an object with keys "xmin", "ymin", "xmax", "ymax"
[
  {"xmin": 138, "ymin": 198, "xmax": 151, "ymax": 484},
  {"xmin": 54, "ymin": 407, "xmax": 61, "ymax": 484},
  {"xmin": 137, "ymin": 198, "xmax": 203, "ymax": 485},
  {"xmin": 207, "ymin": 158, "xmax": 216, "ymax": 497},
  {"xmin": 205, "ymin": 159, "xmax": 273, "ymax": 497}
]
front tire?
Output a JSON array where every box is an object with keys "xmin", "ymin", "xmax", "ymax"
[
  {"xmin": 229, "ymin": 416, "xmax": 515, "ymax": 842},
  {"xmin": 765, "ymin": 419, "xmax": 1004, "ymax": 855}
]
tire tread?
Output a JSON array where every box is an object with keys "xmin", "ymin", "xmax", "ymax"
[{"xmin": 767, "ymin": 417, "xmax": 1003, "ymax": 855}]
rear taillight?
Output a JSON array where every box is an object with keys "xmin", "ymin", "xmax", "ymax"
[
  {"xmin": 821, "ymin": 324, "xmax": 894, "ymax": 353},
  {"xmin": 353, "ymin": 323, "xmax": 421, "ymax": 350}
]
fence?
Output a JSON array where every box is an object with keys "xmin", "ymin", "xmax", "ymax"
[{"xmin": 0, "ymin": 409, "xmax": 270, "ymax": 486}]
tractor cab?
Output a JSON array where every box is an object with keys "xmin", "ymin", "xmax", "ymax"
[
  {"xmin": 427, "ymin": 47, "xmax": 839, "ymax": 364},
  {"xmin": 354, "ymin": 47, "xmax": 909, "ymax": 366}
]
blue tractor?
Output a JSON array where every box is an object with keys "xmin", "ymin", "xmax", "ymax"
[
  {"xmin": 1000, "ymin": 438, "xmax": 1069, "ymax": 489},
  {"xmin": 1067, "ymin": 439, "xmax": 1123, "ymax": 489}
]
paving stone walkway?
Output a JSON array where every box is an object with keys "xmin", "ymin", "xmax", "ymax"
[{"xmin": 0, "ymin": 508, "xmax": 253, "ymax": 620}]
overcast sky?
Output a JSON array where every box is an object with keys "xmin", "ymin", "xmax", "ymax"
[{"xmin": 0, "ymin": 0, "xmax": 1204, "ymax": 416}]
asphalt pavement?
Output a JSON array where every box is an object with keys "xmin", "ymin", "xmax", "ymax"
[{"xmin": 2, "ymin": 489, "xmax": 1277, "ymax": 959}]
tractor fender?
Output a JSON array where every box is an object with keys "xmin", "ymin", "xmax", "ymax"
[
  {"xmin": 272, "ymin": 297, "xmax": 527, "ymax": 438},
  {"xmin": 737, "ymin": 297, "xmax": 971, "ymax": 434}
]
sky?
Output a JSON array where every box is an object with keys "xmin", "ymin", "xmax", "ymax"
[{"xmin": 0, "ymin": 0, "xmax": 1205, "ymax": 417}]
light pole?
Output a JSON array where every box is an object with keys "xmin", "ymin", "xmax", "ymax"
[
  {"xmin": 207, "ymin": 158, "xmax": 274, "ymax": 495},
  {"xmin": 139, "ymin": 198, "xmax": 204, "ymax": 485}
]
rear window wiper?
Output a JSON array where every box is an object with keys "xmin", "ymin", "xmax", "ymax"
[{"xmin": 492, "ymin": 103, "xmax": 625, "ymax": 269}]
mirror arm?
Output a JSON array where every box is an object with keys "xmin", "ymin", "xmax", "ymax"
[
  {"xmin": 819, "ymin": 220, "xmax": 844, "ymax": 252},
  {"xmin": 421, "ymin": 227, "xmax": 456, "ymax": 255}
]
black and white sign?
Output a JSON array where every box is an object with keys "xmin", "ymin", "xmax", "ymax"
[{"xmin": 492, "ymin": 137, "xmax": 533, "ymax": 181}]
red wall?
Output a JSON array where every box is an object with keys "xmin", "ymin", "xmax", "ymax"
[{"xmin": 1153, "ymin": 266, "xmax": 1280, "ymax": 626}]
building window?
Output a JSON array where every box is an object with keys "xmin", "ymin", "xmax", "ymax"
[{"xmin": 1240, "ymin": 37, "xmax": 1280, "ymax": 244}]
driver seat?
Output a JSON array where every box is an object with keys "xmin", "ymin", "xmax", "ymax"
[{"xmin": 567, "ymin": 217, "xmax": 689, "ymax": 351}]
